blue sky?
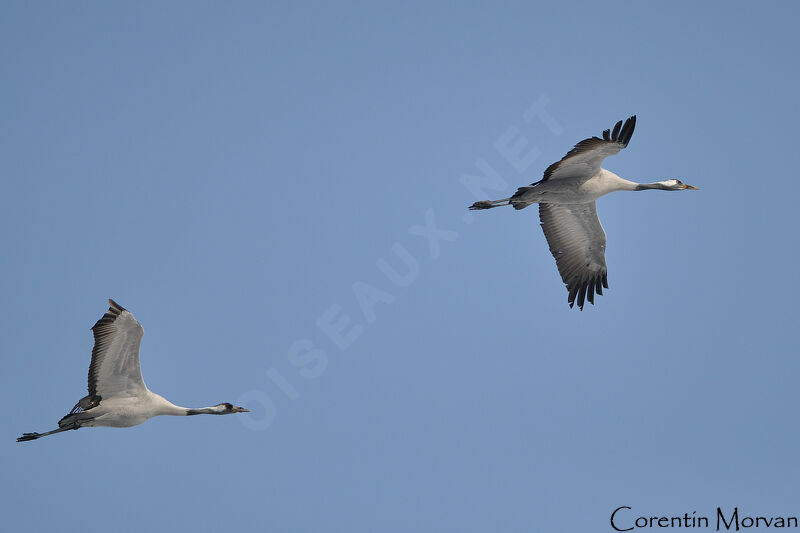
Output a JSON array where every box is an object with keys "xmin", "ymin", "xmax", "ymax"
[{"xmin": 2, "ymin": 2, "xmax": 799, "ymax": 532}]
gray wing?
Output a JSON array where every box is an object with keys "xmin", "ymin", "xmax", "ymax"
[
  {"xmin": 540, "ymin": 115, "xmax": 636, "ymax": 182},
  {"xmin": 87, "ymin": 299, "xmax": 147, "ymax": 400},
  {"xmin": 539, "ymin": 202, "xmax": 608, "ymax": 310}
]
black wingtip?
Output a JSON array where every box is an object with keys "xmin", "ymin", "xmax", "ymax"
[
  {"xmin": 108, "ymin": 299, "xmax": 126, "ymax": 311},
  {"xmin": 568, "ymin": 285, "xmax": 578, "ymax": 309},
  {"xmin": 611, "ymin": 120, "xmax": 623, "ymax": 141},
  {"xmin": 565, "ymin": 276, "xmax": 609, "ymax": 311},
  {"xmin": 619, "ymin": 115, "xmax": 636, "ymax": 146},
  {"xmin": 577, "ymin": 285, "xmax": 587, "ymax": 310}
]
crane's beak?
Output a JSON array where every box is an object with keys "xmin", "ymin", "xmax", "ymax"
[
  {"xmin": 682, "ymin": 184, "xmax": 699, "ymax": 190},
  {"xmin": 232, "ymin": 406, "xmax": 250, "ymax": 413}
]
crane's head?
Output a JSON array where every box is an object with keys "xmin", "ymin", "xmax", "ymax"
[
  {"xmin": 662, "ymin": 179, "xmax": 699, "ymax": 190},
  {"xmin": 214, "ymin": 402, "xmax": 250, "ymax": 414}
]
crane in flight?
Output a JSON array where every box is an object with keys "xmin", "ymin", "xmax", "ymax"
[
  {"xmin": 469, "ymin": 115, "xmax": 698, "ymax": 310},
  {"xmin": 18, "ymin": 299, "xmax": 249, "ymax": 442}
]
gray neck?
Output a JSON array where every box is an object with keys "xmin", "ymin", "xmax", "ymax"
[
  {"xmin": 147, "ymin": 392, "xmax": 226, "ymax": 417},
  {"xmin": 185, "ymin": 406, "xmax": 222, "ymax": 416},
  {"xmin": 634, "ymin": 182, "xmax": 670, "ymax": 191},
  {"xmin": 599, "ymin": 171, "xmax": 644, "ymax": 192}
]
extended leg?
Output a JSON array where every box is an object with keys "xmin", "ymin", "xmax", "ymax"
[
  {"xmin": 469, "ymin": 198, "xmax": 512, "ymax": 210},
  {"xmin": 17, "ymin": 425, "xmax": 78, "ymax": 442}
]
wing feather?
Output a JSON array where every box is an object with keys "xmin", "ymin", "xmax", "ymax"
[
  {"xmin": 88, "ymin": 299, "xmax": 146, "ymax": 399},
  {"xmin": 539, "ymin": 203, "xmax": 609, "ymax": 310},
  {"xmin": 539, "ymin": 115, "xmax": 636, "ymax": 183}
]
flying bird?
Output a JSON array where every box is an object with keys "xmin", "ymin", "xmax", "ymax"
[
  {"xmin": 469, "ymin": 116, "xmax": 697, "ymax": 309},
  {"xmin": 17, "ymin": 299, "xmax": 249, "ymax": 442}
]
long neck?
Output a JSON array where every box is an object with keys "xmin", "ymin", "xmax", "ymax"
[
  {"xmin": 185, "ymin": 406, "xmax": 224, "ymax": 416},
  {"xmin": 148, "ymin": 391, "xmax": 213, "ymax": 417},
  {"xmin": 634, "ymin": 181, "xmax": 671, "ymax": 191},
  {"xmin": 600, "ymin": 170, "xmax": 673, "ymax": 192},
  {"xmin": 599, "ymin": 170, "xmax": 641, "ymax": 192}
]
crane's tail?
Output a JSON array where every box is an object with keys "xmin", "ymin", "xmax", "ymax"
[
  {"xmin": 57, "ymin": 409, "xmax": 97, "ymax": 428},
  {"xmin": 508, "ymin": 186, "xmax": 537, "ymax": 210}
]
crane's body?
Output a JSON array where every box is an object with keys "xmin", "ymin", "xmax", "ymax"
[
  {"xmin": 17, "ymin": 299, "xmax": 249, "ymax": 442},
  {"xmin": 510, "ymin": 169, "xmax": 641, "ymax": 206},
  {"xmin": 62, "ymin": 392, "xmax": 197, "ymax": 428},
  {"xmin": 470, "ymin": 116, "xmax": 698, "ymax": 309}
]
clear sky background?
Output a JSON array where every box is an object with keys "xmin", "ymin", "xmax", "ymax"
[{"xmin": 2, "ymin": 2, "xmax": 799, "ymax": 532}]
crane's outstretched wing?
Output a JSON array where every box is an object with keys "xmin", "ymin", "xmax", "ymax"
[
  {"xmin": 87, "ymin": 299, "xmax": 146, "ymax": 401},
  {"xmin": 540, "ymin": 115, "xmax": 636, "ymax": 183},
  {"xmin": 539, "ymin": 203, "xmax": 608, "ymax": 310}
]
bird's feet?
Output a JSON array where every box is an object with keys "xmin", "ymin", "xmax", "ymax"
[
  {"xmin": 17, "ymin": 433, "xmax": 41, "ymax": 442},
  {"xmin": 469, "ymin": 200, "xmax": 496, "ymax": 210}
]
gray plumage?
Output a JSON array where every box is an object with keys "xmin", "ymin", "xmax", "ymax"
[
  {"xmin": 469, "ymin": 115, "xmax": 697, "ymax": 309},
  {"xmin": 17, "ymin": 299, "xmax": 249, "ymax": 442}
]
